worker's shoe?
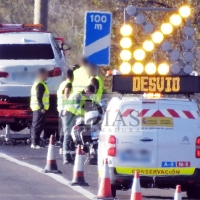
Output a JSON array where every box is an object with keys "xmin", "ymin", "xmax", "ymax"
[
  {"xmin": 30, "ymin": 144, "xmax": 41, "ymax": 149},
  {"xmin": 63, "ymin": 159, "xmax": 74, "ymax": 165}
]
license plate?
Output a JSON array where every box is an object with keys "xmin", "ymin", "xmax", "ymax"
[
  {"xmin": 90, "ymin": 131, "xmax": 99, "ymax": 140},
  {"xmin": 120, "ymin": 149, "xmax": 151, "ymax": 162},
  {"xmin": 13, "ymin": 72, "xmax": 35, "ymax": 82}
]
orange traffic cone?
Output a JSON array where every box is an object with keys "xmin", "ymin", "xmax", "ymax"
[
  {"xmin": 174, "ymin": 185, "xmax": 182, "ymax": 200},
  {"xmin": 71, "ymin": 145, "xmax": 89, "ymax": 186},
  {"xmin": 94, "ymin": 158, "xmax": 114, "ymax": 200},
  {"xmin": 43, "ymin": 135, "xmax": 61, "ymax": 174},
  {"xmin": 130, "ymin": 171, "xmax": 142, "ymax": 200}
]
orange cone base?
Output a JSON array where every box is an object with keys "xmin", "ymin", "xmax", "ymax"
[{"xmin": 131, "ymin": 193, "xmax": 142, "ymax": 200}]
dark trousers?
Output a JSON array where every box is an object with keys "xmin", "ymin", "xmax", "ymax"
[
  {"xmin": 31, "ymin": 110, "xmax": 46, "ymax": 146},
  {"xmin": 61, "ymin": 111, "xmax": 76, "ymax": 162}
]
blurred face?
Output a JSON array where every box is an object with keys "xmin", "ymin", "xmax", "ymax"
[
  {"xmin": 39, "ymin": 72, "xmax": 48, "ymax": 81},
  {"xmin": 84, "ymin": 89, "xmax": 93, "ymax": 98}
]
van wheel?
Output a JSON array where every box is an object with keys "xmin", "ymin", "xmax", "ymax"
[
  {"xmin": 187, "ymin": 186, "xmax": 200, "ymax": 199},
  {"xmin": 111, "ymin": 184, "xmax": 116, "ymax": 198}
]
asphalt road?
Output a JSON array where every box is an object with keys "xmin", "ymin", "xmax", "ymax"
[
  {"xmin": 0, "ymin": 129, "xmax": 189, "ymax": 200},
  {"xmin": 0, "ymin": 158, "xmax": 88, "ymax": 200}
]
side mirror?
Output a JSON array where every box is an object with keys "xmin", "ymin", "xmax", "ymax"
[{"xmin": 61, "ymin": 43, "xmax": 71, "ymax": 51}]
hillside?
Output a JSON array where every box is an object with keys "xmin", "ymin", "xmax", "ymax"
[{"xmin": 0, "ymin": 0, "xmax": 199, "ymax": 89}]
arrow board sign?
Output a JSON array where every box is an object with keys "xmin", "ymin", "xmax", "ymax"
[{"xmin": 84, "ymin": 11, "xmax": 112, "ymax": 66}]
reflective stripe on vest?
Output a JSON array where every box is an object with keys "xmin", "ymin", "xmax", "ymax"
[
  {"xmin": 30, "ymin": 81, "xmax": 50, "ymax": 111},
  {"xmin": 64, "ymin": 92, "xmax": 86, "ymax": 116},
  {"xmin": 57, "ymin": 80, "xmax": 72, "ymax": 112}
]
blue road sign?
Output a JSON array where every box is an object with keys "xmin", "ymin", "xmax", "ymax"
[{"xmin": 84, "ymin": 11, "xmax": 112, "ymax": 66}]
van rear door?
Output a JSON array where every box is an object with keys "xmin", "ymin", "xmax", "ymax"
[
  {"xmin": 157, "ymin": 100, "xmax": 197, "ymax": 176},
  {"xmin": 114, "ymin": 99, "xmax": 158, "ymax": 176}
]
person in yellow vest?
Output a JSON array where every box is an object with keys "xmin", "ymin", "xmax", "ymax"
[
  {"xmin": 30, "ymin": 68, "xmax": 49, "ymax": 149},
  {"xmin": 57, "ymin": 69, "xmax": 74, "ymax": 154},
  {"xmin": 62, "ymin": 85, "xmax": 95, "ymax": 164},
  {"xmin": 87, "ymin": 64, "xmax": 104, "ymax": 103},
  {"xmin": 72, "ymin": 58, "xmax": 90, "ymax": 92}
]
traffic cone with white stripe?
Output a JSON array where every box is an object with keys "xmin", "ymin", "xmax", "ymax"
[
  {"xmin": 43, "ymin": 135, "xmax": 62, "ymax": 174},
  {"xmin": 94, "ymin": 158, "xmax": 114, "ymax": 200},
  {"xmin": 71, "ymin": 145, "xmax": 89, "ymax": 186},
  {"xmin": 174, "ymin": 185, "xmax": 182, "ymax": 200},
  {"xmin": 130, "ymin": 171, "xmax": 142, "ymax": 200}
]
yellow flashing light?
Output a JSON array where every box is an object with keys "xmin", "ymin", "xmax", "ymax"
[
  {"xmin": 179, "ymin": 6, "xmax": 191, "ymax": 18},
  {"xmin": 158, "ymin": 63, "xmax": 169, "ymax": 75},
  {"xmin": 152, "ymin": 31, "xmax": 164, "ymax": 44},
  {"xmin": 145, "ymin": 63, "xmax": 156, "ymax": 75},
  {"xmin": 120, "ymin": 37, "xmax": 132, "ymax": 49},
  {"xmin": 120, "ymin": 24, "xmax": 133, "ymax": 36},
  {"xmin": 120, "ymin": 62, "xmax": 131, "ymax": 74},
  {"xmin": 161, "ymin": 23, "xmax": 173, "ymax": 35},
  {"xmin": 132, "ymin": 62, "xmax": 144, "ymax": 74},
  {"xmin": 143, "ymin": 40, "xmax": 154, "ymax": 52},
  {"xmin": 120, "ymin": 50, "xmax": 132, "ymax": 61},
  {"xmin": 170, "ymin": 14, "xmax": 182, "ymax": 26},
  {"xmin": 133, "ymin": 49, "xmax": 146, "ymax": 61}
]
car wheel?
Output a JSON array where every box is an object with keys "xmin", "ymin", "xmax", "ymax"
[
  {"xmin": 111, "ymin": 184, "xmax": 116, "ymax": 198},
  {"xmin": 187, "ymin": 185, "xmax": 200, "ymax": 199}
]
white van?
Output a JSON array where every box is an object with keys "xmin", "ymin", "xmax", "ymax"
[{"xmin": 98, "ymin": 96, "xmax": 200, "ymax": 199}]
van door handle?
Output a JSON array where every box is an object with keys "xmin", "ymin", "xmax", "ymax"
[{"xmin": 140, "ymin": 138, "xmax": 153, "ymax": 142}]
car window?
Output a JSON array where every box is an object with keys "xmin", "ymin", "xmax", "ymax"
[
  {"xmin": 52, "ymin": 38, "xmax": 62, "ymax": 58},
  {"xmin": 0, "ymin": 44, "xmax": 54, "ymax": 60}
]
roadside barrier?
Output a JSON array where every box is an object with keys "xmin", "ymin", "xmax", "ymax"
[
  {"xmin": 130, "ymin": 171, "xmax": 142, "ymax": 200},
  {"xmin": 43, "ymin": 135, "xmax": 62, "ymax": 174},
  {"xmin": 174, "ymin": 185, "xmax": 182, "ymax": 200},
  {"xmin": 94, "ymin": 158, "xmax": 114, "ymax": 200},
  {"xmin": 71, "ymin": 145, "xmax": 89, "ymax": 186}
]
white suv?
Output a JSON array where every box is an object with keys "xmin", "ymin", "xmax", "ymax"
[
  {"xmin": 0, "ymin": 24, "xmax": 67, "ymax": 97},
  {"xmin": 98, "ymin": 96, "xmax": 200, "ymax": 199}
]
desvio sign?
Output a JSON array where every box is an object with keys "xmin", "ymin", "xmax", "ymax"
[{"xmin": 112, "ymin": 75, "xmax": 200, "ymax": 94}]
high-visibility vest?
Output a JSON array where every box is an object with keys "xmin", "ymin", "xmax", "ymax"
[
  {"xmin": 88, "ymin": 75, "xmax": 104, "ymax": 103},
  {"xmin": 64, "ymin": 92, "xmax": 86, "ymax": 116},
  {"xmin": 73, "ymin": 66, "xmax": 89, "ymax": 92},
  {"xmin": 30, "ymin": 81, "xmax": 50, "ymax": 111},
  {"xmin": 57, "ymin": 80, "xmax": 72, "ymax": 112}
]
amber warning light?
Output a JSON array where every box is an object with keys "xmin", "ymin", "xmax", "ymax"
[{"xmin": 112, "ymin": 75, "xmax": 200, "ymax": 94}]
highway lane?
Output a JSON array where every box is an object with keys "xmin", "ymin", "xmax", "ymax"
[
  {"xmin": 0, "ymin": 157, "xmax": 89, "ymax": 200},
  {"xmin": 0, "ymin": 141, "xmax": 189, "ymax": 200}
]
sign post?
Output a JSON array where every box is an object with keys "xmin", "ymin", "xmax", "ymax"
[{"xmin": 84, "ymin": 12, "xmax": 112, "ymax": 66}]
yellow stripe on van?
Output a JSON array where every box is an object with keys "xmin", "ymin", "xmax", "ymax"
[{"xmin": 116, "ymin": 167, "xmax": 195, "ymax": 176}]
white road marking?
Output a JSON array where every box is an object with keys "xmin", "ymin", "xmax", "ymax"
[{"xmin": 0, "ymin": 153, "xmax": 95, "ymax": 200}]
